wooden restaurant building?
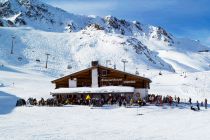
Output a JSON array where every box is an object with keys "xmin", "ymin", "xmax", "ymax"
[{"xmin": 51, "ymin": 61, "xmax": 151, "ymax": 102}]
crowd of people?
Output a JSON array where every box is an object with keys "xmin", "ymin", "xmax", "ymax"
[
  {"xmin": 16, "ymin": 94, "xmax": 146, "ymax": 107},
  {"xmin": 16, "ymin": 97, "xmax": 60, "ymax": 106},
  {"xmin": 54, "ymin": 94, "xmax": 147, "ymax": 107},
  {"xmin": 147, "ymin": 94, "xmax": 208, "ymax": 111},
  {"xmin": 16, "ymin": 94, "xmax": 208, "ymax": 111},
  {"xmin": 148, "ymin": 94, "xmax": 181, "ymax": 106}
]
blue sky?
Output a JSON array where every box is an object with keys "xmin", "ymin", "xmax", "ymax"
[{"xmin": 42, "ymin": 0, "xmax": 210, "ymax": 47}]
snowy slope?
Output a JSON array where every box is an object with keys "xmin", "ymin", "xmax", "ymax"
[
  {"xmin": 149, "ymin": 71, "xmax": 210, "ymax": 101},
  {"xmin": 0, "ymin": 27, "xmax": 174, "ymax": 78},
  {"xmin": 0, "ymin": 0, "xmax": 209, "ymax": 73}
]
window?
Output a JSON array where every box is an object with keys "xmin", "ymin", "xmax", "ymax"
[{"xmin": 102, "ymin": 70, "xmax": 107, "ymax": 76}]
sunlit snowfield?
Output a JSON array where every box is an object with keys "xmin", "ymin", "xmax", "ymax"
[{"xmin": 0, "ymin": 105, "xmax": 210, "ymax": 140}]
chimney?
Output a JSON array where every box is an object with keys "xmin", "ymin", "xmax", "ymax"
[
  {"xmin": 91, "ymin": 68, "xmax": 99, "ymax": 87},
  {"xmin": 91, "ymin": 61, "xmax": 99, "ymax": 67},
  {"xmin": 91, "ymin": 61, "xmax": 99, "ymax": 87}
]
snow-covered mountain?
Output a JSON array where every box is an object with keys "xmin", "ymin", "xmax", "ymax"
[{"xmin": 0, "ymin": 0, "xmax": 209, "ymax": 76}]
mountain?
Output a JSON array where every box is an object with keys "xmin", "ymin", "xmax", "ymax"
[{"xmin": 0, "ymin": 0, "xmax": 209, "ymax": 78}]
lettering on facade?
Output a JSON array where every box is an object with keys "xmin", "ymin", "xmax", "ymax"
[
  {"xmin": 123, "ymin": 81, "xmax": 136, "ymax": 84},
  {"xmin": 101, "ymin": 78, "xmax": 123, "ymax": 82},
  {"xmin": 101, "ymin": 79, "xmax": 136, "ymax": 84}
]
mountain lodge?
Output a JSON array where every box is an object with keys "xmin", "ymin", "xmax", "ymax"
[{"xmin": 51, "ymin": 61, "xmax": 151, "ymax": 102}]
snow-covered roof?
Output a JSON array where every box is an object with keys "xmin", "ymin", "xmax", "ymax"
[{"xmin": 51, "ymin": 86, "xmax": 134, "ymax": 94}]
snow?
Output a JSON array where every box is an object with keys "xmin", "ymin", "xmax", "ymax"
[
  {"xmin": 51, "ymin": 86, "xmax": 135, "ymax": 94},
  {"xmin": 149, "ymin": 71, "xmax": 210, "ymax": 102},
  {"xmin": 0, "ymin": 65, "xmax": 54, "ymax": 99},
  {"xmin": 0, "ymin": 0, "xmax": 210, "ymax": 139},
  {"xmin": 0, "ymin": 105, "xmax": 210, "ymax": 140}
]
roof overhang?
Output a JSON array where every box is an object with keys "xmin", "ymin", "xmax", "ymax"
[{"xmin": 51, "ymin": 65, "xmax": 152, "ymax": 83}]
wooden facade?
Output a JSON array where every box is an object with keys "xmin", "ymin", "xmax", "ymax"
[{"xmin": 52, "ymin": 65, "xmax": 151, "ymax": 90}]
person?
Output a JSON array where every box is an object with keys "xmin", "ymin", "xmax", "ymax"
[
  {"xmin": 16, "ymin": 98, "xmax": 26, "ymax": 106},
  {"xmin": 65, "ymin": 99, "xmax": 70, "ymax": 105},
  {"xmin": 205, "ymin": 99, "xmax": 208, "ymax": 109},
  {"xmin": 138, "ymin": 97, "xmax": 142, "ymax": 106},
  {"xmin": 33, "ymin": 98, "xmax": 37, "ymax": 105},
  {"xmin": 85, "ymin": 94, "xmax": 91, "ymax": 106},
  {"xmin": 39, "ymin": 98, "xmax": 45, "ymax": 106},
  {"xmin": 201, "ymin": 102, "xmax": 204, "ymax": 107},
  {"xmin": 130, "ymin": 98, "xmax": 133, "ymax": 106},
  {"xmin": 119, "ymin": 99, "xmax": 122, "ymax": 107},
  {"xmin": 196, "ymin": 101, "xmax": 200, "ymax": 110},
  {"xmin": 191, "ymin": 106, "xmax": 197, "ymax": 111},
  {"xmin": 149, "ymin": 95, "xmax": 153, "ymax": 104},
  {"xmin": 169, "ymin": 96, "xmax": 173, "ymax": 106},
  {"xmin": 189, "ymin": 98, "xmax": 192, "ymax": 105},
  {"xmin": 177, "ymin": 97, "xmax": 180, "ymax": 104},
  {"xmin": 122, "ymin": 99, "xmax": 127, "ymax": 107}
]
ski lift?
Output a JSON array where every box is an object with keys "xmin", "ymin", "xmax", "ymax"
[
  {"xmin": 36, "ymin": 59, "xmax": 41, "ymax": 62},
  {"xmin": 18, "ymin": 57, "xmax": 22, "ymax": 61},
  {"xmin": 60, "ymin": 74, "xmax": 64, "ymax": 77},
  {"xmin": 135, "ymin": 68, "xmax": 139, "ymax": 75},
  {"xmin": 136, "ymin": 71, "xmax": 139, "ymax": 75},
  {"xmin": 67, "ymin": 64, "xmax": 72, "ymax": 69}
]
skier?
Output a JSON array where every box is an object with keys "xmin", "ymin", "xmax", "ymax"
[
  {"xmin": 196, "ymin": 101, "xmax": 200, "ymax": 111},
  {"xmin": 205, "ymin": 99, "xmax": 208, "ymax": 109}
]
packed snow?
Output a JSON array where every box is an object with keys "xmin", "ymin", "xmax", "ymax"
[{"xmin": 1, "ymin": 105, "xmax": 210, "ymax": 140}]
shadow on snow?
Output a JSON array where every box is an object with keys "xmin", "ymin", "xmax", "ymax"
[
  {"xmin": 0, "ymin": 66, "xmax": 24, "ymax": 74},
  {"xmin": 0, "ymin": 91, "xmax": 18, "ymax": 115}
]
